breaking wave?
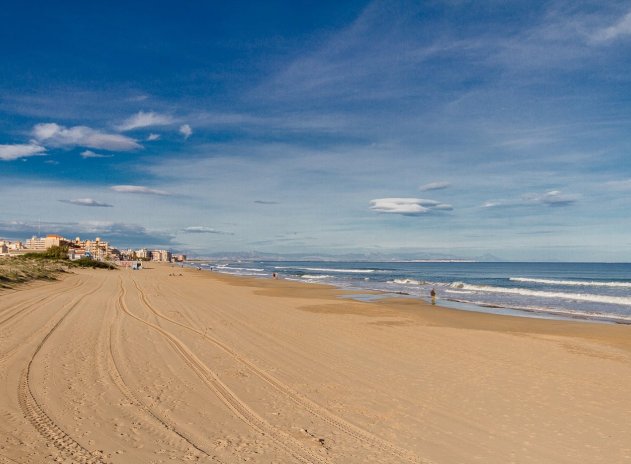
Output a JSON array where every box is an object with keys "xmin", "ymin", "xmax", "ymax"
[{"xmin": 509, "ymin": 277, "xmax": 631, "ymax": 288}]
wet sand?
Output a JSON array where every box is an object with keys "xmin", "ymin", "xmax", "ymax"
[{"xmin": 1, "ymin": 263, "xmax": 630, "ymax": 463}]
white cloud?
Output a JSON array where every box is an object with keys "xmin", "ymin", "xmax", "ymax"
[
  {"xmin": 59, "ymin": 198, "xmax": 113, "ymax": 207},
  {"xmin": 80, "ymin": 150, "xmax": 113, "ymax": 159},
  {"xmin": 33, "ymin": 123, "xmax": 141, "ymax": 151},
  {"xmin": 593, "ymin": 10, "xmax": 631, "ymax": 42},
  {"xmin": 117, "ymin": 111, "xmax": 174, "ymax": 131},
  {"xmin": 524, "ymin": 190, "xmax": 579, "ymax": 206},
  {"xmin": 0, "ymin": 143, "xmax": 46, "ymax": 161},
  {"xmin": 110, "ymin": 185, "xmax": 171, "ymax": 196},
  {"xmin": 179, "ymin": 124, "xmax": 192, "ymax": 139},
  {"xmin": 606, "ymin": 179, "xmax": 631, "ymax": 190},
  {"xmin": 419, "ymin": 181, "xmax": 450, "ymax": 192},
  {"xmin": 182, "ymin": 226, "xmax": 233, "ymax": 235},
  {"xmin": 369, "ymin": 198, "xmax": 452, "ymax": 215},
  {"xmin": 147, "ymin": 133, "xmax": 161, "ymax": 141},
  {"xmin": 483, "ymin": 190, "xmax": 579, "ymax": 208}
]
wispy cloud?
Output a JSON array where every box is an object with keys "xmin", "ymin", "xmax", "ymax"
[
  {"xmin": 110, "ymin": 185, "xmax": 171, "ymax": 195},
  {"xmin": 80, "ymin": 150, "xmax": 113, "ymax": 159},
  {"xmin": 0, "ymin": 143, "xmax": 46, "ymax": 161},
  {"xmin": 526, "ymin": 190, "xmax": 579, "ymax": 206},
  {"xmin": 592, "ymin": 9, "xmax": 631, "ymax": 42},
  {"xmin": 254, "ymin": 200, "xmax": 278, "ymax": 205},
  {"xmin": 117, "ymin": 111, "xmax": 174, "ymax": 131},
  {"xmin": 483, "ymin": 190, "xmax": 579, "ymax": 208},
  {"xmin": 606, "ymin": 179, "xmax": 631, "ymax": 190},
  {"xmin": 370, "ymin": 197, "xmax": 453, "ymax": 216},
  {"xmin": 147, "ymin": 133, "xmax": 161, "ymax": 141},
  {"xmin": 179, "ymin": 124, "xmax": 192, "ymax": 139},
  {"xmin": 59, "ymin": 198, "xmax": 113, "ymax": 207},
  {"xmin": 182, "ymin": 226, "xmax": 233, "ymax": 235},
  {"xmin": 419, "ymin": 181, "xmax": 450, "ymax": 192},
  {"xmin": 33, "ymin": 123, "xmax": 141, "ymax": 151}
]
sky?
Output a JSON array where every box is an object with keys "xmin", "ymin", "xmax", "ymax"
[{"xmin": 1, "ymin": 1, "xmax": 631, "ymax": 261}]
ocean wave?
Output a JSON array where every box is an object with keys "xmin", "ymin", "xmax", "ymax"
[
  {"xmin": 444, "ymin": 297, "xmax": 631, "ymax": 324},
  {"xmin": 391, "ymin": 278, "xmax": 424, "ymax": 285},
  {"xmin": 275, "ymin": 266, "xmax": 377, "ymax": 274},
  {"xmin": 509, "ymin": 277, "xmax": 631, "ymax": 288},
  {"xmin": 456, "ymin": 283, "xmax": 631, "ymax": 306},
  {"xmin": 301, "ymin": 274, "xmax": 331, "ymax": 279},
  {"xmin": 221, "ymin": 266, "xmax": 265, "ymax": 272}
]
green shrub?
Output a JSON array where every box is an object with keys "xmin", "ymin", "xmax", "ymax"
[{"xmin": 71, "ymin": 258, "xmax": 116, "ymax": 269}]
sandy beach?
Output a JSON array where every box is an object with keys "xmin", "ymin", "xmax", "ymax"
[{"xmin": 1, "ymin": 264, "xmax": 630, "ymax": 464}]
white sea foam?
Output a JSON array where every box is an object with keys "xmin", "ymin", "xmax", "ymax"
[
  {"xmin": 301, "ymin": 274, "xmax": 331, "ymax": 279},
  {"xmin": 457, "ymin": 283, "xmax": 631, "ymax": 306},
  {"xmin": 391, "ymin": 278, "xmax": 423, "ymax": 285},
  {"xmin": 275, "ymin": 266, "xmax": 376, "ymax": 274},
  {"xmin": 445, "ymin": 298, "xmax": 631, "ymax": 323},
  {"xmin": 510, "ymin": 277, "xmax": 631, "ymax": 288}
]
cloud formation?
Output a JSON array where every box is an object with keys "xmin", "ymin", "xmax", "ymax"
[
  {"xmin": 419, "ymin": 181, "xmax": 450, "ymax": 192},
  {"xmin": 606, "ymin": 179, "xmax": 631, "ymax": 190},
  {"xmin": 254, "ymin": 200, "xmax": 279, "ymax": 205},
  {"xmin": 0, "ymin": 143, "xmax": 46, "ymax": 161},
  {"xmin": 593, "ymin": 10, "xmax": 631, "ymax": 42},
  {"xmin": 33, "ymin": 123, "xmax": 141, "ymax": 151},
  {"xmin": 117, "ymin": 111, "xmax": 174, "ymax": 131},
  {"xmin": 110, "ymin": 185, "xmax": 171, "ymax": 195},
  {"xmin": 182, "ymin": 226, "xmax": 233, "ymax": 235},
  {"xmin": 370, "ymin": 198, "xmax": 453, "ymax": 215},
  {"xmin": 526, "ymin": 190, "xmax": 579, "ymax": 206},
  {"xmin": 80, "ymin": 150, "xmax": 113, "ymax": 159},
  {"xmin": 483, "ymin": 190, "xmax": 579, "ymax": 208},
  {"xmin": 59, "ymin": 198, "xmax": 113, "ymax": 207},
  {"xmin": 179, "ymin": 124, "xmax": 192, "ymax": 139},
  {"xmin": 147, "ymin": 133, "xmax": 160, "ymax": 141}
]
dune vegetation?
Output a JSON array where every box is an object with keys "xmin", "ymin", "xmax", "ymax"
[{"xmin": 0, "ymin": 246, "xmax": 116, "ymax": 289}]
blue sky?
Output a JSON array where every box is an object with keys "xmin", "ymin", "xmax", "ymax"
[{"xmin": 2, "ymin": 1, "xmax": 631, "ymax": 261}]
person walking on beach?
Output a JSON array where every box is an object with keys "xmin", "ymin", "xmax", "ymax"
[{"xmin": 430, "ymin": 288, "xmax": 436, "ymax": 305}]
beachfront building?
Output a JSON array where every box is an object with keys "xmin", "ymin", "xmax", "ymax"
[
  {"xmin": 150, "ymin": 249, "xmax": 172, "ymax": 262},
  {"xmin": 1, "ymin": 239, "xmax": 24, "ymax": 252},
  {"xmin": 136, "ymin": 248, "xmax": 150, "ymax": 260},
  {"xmin": 66, "ymin": 236, "xmax": 117, "ymax": 261},
  {"xmin": 0, "ymin": 243, "xmax": 7, "ymax": 255},
  {"xmin": 25, "ymin": 234, "xmax": 70, "ymax": 251},
  {"xmin": 83, "ymin": 237, "xmax": 111, "ymax": 261},
  {"xmin": 173, "ymin": 254, "xmax": 186, "ymax": 262}
]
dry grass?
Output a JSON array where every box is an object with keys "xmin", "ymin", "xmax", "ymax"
[{"xmin": 0, "ymin": 257, "xmax": 70, "ymax": 289}]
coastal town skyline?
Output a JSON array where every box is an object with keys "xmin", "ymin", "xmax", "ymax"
[{"xmin": 2, "ymin": 1, "xmax": 631, "ymax": 261}]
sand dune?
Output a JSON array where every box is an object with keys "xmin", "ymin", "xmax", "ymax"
[{"xmin": 1, "ymin": 264, "xmax": 630, "ymax": 463}]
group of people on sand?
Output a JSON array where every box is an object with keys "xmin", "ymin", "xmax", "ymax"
[{"xmin": 169, "ymin": 273, "xmax": 184, "ymax": 277}]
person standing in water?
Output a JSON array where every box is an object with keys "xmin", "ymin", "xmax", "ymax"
[{"xmin": 430, "ymin": 288, "xmax": 436, "ymax": 305}]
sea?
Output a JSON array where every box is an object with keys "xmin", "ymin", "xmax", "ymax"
[{"xmin": 190, "ymin": 261, "xmax": 631, "ymax": 324}]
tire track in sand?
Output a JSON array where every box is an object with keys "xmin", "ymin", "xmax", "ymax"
[
  {"xmin": 0, "ymin": 278, "xmax": 83, "ymax": 326},
  {"xmin": 105, "ymin": 285, "xmax": 225, "ymax": 462},
  {"xmin": 0, "ymin": 280, "xmax": 87, "ymax": 366},
  {"xmin": 134, "ymin": 279, "xmax": 430, "ymax": 464},
  {"xmin": 17, "ymin": 281, "xmax": 107, "ymax": 464},
  {"xmin": 119, "ymin": 277, "xmax": 331, "ymax": 464}
]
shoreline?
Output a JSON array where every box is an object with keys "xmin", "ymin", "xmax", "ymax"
[
  {"xmin": 197, "ymin": 262, "xmax": 631, "ymax": 326},
  {"xmin": 202, "ymin": 265, "xmax": 631, "ymax": 354}
]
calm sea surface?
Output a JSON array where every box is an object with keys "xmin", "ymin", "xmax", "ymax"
[{"xmin": 192, "ymin": 261, "xmax": 631, "ymax": 324}]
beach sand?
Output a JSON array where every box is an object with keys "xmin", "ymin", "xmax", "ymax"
[{"xmin": 1, "ymin": 264, "xmax": 630, "ymax": 463}]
